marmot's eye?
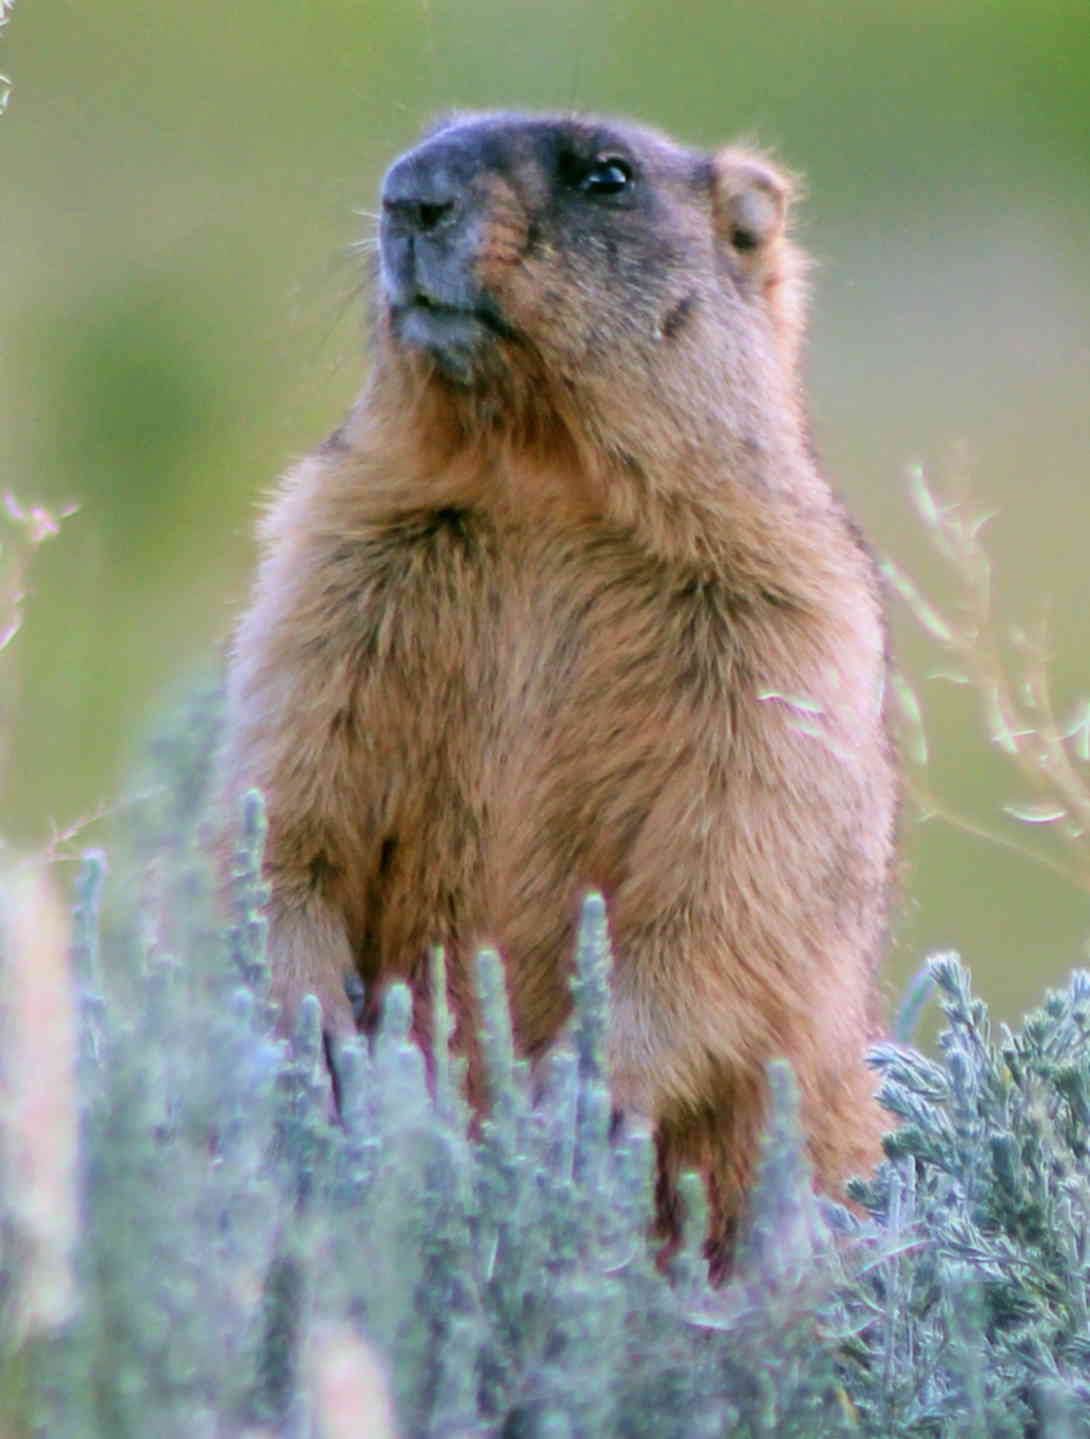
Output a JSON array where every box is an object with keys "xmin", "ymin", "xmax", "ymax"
[{"xmin": 581, "ymin": 156, "xmax": 633, "ymax": 196}]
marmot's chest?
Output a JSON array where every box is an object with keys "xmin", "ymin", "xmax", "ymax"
[
  {"xmin": 385, "ymin": 509, "xmax": 747, "ymax": 692},
  {"xmin": 379, "ymin": 513, "xmax": 756, "ymax": 815}
]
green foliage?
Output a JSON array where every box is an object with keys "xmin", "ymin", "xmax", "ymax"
[
  {"xmin": 3, "ymin": 722, "xmax": 1090, "ymax": 1435},
  {"xmin": 853, "ymin": 959, "xmax": 1090, "ymax": 1433}
]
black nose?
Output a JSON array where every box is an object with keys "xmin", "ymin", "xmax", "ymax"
[
  {"xmin": 378, "ymin": 141, "xmax": 487, "ymax": 318},
  {"xmin": 383, "ymin": 195, "xmax": 458, "ymax": 235},
  {"xmin": 381, "ymin": 155, "xmax": 463, "ymax": 236}
]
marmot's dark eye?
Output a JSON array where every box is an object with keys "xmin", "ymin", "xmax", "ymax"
[{"xmin": 581, "ymin": 156, "xmax": 633, "ymax": 196}]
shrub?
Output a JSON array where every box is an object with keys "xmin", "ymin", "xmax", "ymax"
[{"xmin": 2, "ymin": 700, "xmax": 1090, "ymax": 1437}]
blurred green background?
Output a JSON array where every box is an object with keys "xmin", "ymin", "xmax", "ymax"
[{"xmin": 3, "ymin": 0, "xmax": 1089, "ymax": 1028}]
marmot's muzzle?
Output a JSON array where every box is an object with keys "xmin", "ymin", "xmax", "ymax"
[{"xmin": 380, "ymin": 137, "xmax": 511, "ymax": 383}]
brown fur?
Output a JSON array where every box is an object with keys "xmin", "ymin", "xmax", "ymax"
[{"xmin": 223, "ymin": 111, "xmax": 898, "ymax": 1279}]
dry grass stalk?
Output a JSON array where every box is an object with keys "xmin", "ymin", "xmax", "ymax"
[
  {"xmin": 886, "ymin": 464, "xmax": 1090, "ymax": 894},
  {"xmin": 0, "ymin": 861, "xmax": 78, "ymax": 1340}
]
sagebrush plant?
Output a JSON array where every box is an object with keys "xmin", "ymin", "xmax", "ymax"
[{"xmin": 0, "ymin": 669, "xmax": 1089, "ymax": 1437}]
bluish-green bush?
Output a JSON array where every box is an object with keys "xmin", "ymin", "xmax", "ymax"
[{"xmin": 2, "ymin": 694, "xmax": 1090, "ymax": 1438}]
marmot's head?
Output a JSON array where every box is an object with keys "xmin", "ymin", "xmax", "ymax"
[{"xmin": 373, "ymin": 112, "xmax": 807, "ymax": 462}]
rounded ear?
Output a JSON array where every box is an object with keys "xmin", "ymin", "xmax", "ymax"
[
  {"xmin": 712, "ymin": 148, "xmax": 793, "ymax": 263},
  {"xmin": 712, "ymin": 146, "xmax": 809, "ymax": 374}
]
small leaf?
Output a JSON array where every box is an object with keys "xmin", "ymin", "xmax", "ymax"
[
  {"xmin": 1060, "ymin": 698, "xmax": 1090, "ymax": 763},
  {"xmin": 1002, "ymin": 800, "xmax": 1067, "ymax": 825},
  {"xmin": 881, "ymin": 559, "xmax": 956, "ymax": 644},
  {"xmin": 907, "ymin": 462, "xmax": 942, "ymax": 529},
  {"xmin": 983, "ymin": 686, "xmax": 1020, "ymax": 755},
  {"xmin": 890, "ymin": 671, "xmax": 928, "ymax": 765}
]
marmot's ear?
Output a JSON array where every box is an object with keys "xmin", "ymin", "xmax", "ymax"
[
  {"xmin": 711, "ymin": 148, "xmax": 793, "ymax": 264},
  {"xmin": 712, "ymin": 147, "xmax": 809, "ymax": 372}
]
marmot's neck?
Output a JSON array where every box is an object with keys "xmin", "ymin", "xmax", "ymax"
[{"xmin": 340, "ymin": 357, "xmax": 843, "ymax": 599}]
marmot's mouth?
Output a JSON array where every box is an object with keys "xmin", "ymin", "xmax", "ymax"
[
  {"xmin": 400, "ymin": 290, "xmax": 512, "ymax": 333},
  {"xmin": 390, "ymin": 293, "xmax": 514, "ymax": 384}
]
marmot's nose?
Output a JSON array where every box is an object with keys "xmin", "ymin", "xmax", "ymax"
[
  {"xmin": 381, "ymin": 156, "xmax": 464, "ymax": 235},
  {"xmin": 379, "ymin": 143, "xmax": 486, "ymax": 316}
]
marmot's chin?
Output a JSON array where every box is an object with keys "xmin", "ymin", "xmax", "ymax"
[{"xmin": 392, "ymin": 302, "xmax": 497, "ymax": 386}]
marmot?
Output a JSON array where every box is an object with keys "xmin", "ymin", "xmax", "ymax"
[{"xmin": 223, "ymin": 111, "xmax": 898, "ymax": 1279}]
